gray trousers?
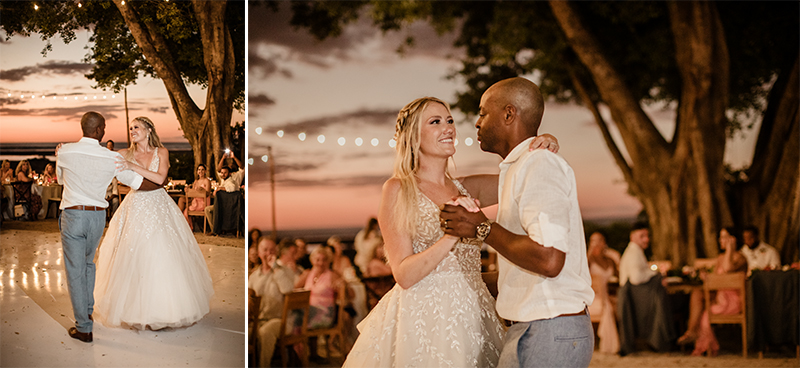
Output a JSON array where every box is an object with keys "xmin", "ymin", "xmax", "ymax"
[{"xmin": 59, "ymin": 209, "xmax": 106, "ymax": 333}]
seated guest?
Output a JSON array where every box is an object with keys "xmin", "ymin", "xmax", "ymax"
[
  {"xmin": 327, "ymin": 236, "xmax": 357, "ymax": 281},
  {"xmin": 741, "ymin": 226, "xmax": 780, "ymax": 273},
  {"xmin": 365, "ymin": 242, "xmax": 392, "ymax": 278},
  {"xmin": 249, "ymin": 236, "xmax": 296, "ymax": 366},
  {"xmin": 15, "ymin": 160, "xmax": 33, "ymax": 182},
  {"xmin": 353, "ymin": 217, "xmax": 382, "ymax": 274},
  {"xmin": 617, "ymin": 222, "xmax": 676, "ymax": 355},
  {"xmin": 277, "ymin": 238, "xmax": 304, "ymax": 277},
  {"xmin": 295, "ymin": 237, "xmax": 312, "ymax": 270},
  {"xmin": 1, "ymin": 160, "xmax": 14, "ymax": 183},
  {"xmin": 204, "ymin": 151, "xmax": 244, "ymax": 234},
  {"xmin": 249, "ymin": 228, "xmax": 262, "ymax": 249},
  {"xmin": 248, "ymin": 243, "xmax": 260, "ymax": 275},
  {"xmin": 181, "ymin": 164, "xmax": 211, "ymax": 230},
  {"xmin": 587, "ymin": 231, "xmax": 620, "ymax": 354},
  {"xmin": 295, "ymin": 246, "xmax": 350, "ymax": 363},
  {"xmin": 678, "ymin": 227, "xmax": 747, "ymax": 356},
  {"xmin": 41, "ymin": 163, "xmax": 57, "ymax": 185}
]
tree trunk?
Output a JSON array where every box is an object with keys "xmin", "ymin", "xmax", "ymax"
[
  {"xmin": 738, "ymin": 56, "xmax": 800, "ymax": 262},
  {"xmin": 550, "ymin": 1, "xmax": 733, "ymax": 265},
  {"xmin": 113, "ymin": 0, "xmax": 236, "ymax": 173}
]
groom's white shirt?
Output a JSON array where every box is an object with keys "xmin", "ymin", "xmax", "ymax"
[
  {"xmin": 495, "ymin": 137, "xmax": 594, "ymax": 322},
  {"xmin": 57, "ymin": 137, "xmax": 143, "ymax": 209}
]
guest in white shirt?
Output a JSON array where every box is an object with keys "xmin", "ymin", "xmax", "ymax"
[
  {"xmin": 441, "ymin": 77, "xmax": 594, "ymax": 368},
  {"xmin": 204, "ymin": 151, "xmax": 244, "ymax": 233},
  {"xmin": 741, "ymin": 226, "xmax": 781, "ymax": 272},
  {"xmin": 619, "ymin": 222, "xmax": 661, "ymax": 287},
  {"xmin": 56, "ymin": 111, "xmax": 161, "ymax": 343}
]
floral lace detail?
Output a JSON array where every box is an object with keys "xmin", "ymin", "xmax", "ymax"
[{"xmin": 344, "ymin": 179, "xmax": 505, "ymax": 368}]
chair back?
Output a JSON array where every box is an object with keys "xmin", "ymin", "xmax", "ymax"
[
  {"xmin": 704, "ymin": 271, "xmax": 747, "ymax": 357},
  {"xmin": 12, "ymin": 181, "xmax": 32, "ymax": 203},
  {"xmin": 185, "ymin": 188, "xmax": 209, "ymax": 212},
  {"xmin": 305, "ymin": 282, "xmax": 351, "ymax": 363},
  {"xmin": 276, "ymin": 289, "xmax": 311, "ymax": 367}
]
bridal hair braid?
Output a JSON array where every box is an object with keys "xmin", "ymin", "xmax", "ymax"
[
  {"xmin": 124, "ymin": 116, "xmax": 165, "ymax": 162},
  {"xmin": 392, "ymin": 96, "xmax": 452, "ymax": 238}
]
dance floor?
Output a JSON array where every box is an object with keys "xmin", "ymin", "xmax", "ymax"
[{"xmin": 0, "ymin": 219, "xmax": 245, "ymax": 367}]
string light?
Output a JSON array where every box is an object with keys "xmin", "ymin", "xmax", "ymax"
[
  {"xmin": 261, "ymin": 155, "xmax": 269, "ymax": 162},
  {"xmin": 389, "ymin": 139, "xmax": 396, "ymax": 148},
  {"xmin": 317, "ymin": 135, "xmax": 325, "ymax": 143},
  {"xmin": 355, "ymin": 137, "xmax": 363, "ymax": 146},
  {"xmin": 276, "ymin": 130, "xmax": 284, "ymax": 138},
  {"xmin": 298, "ymin": 133, "xmax": 306, "ymax": 141},
  {"xmin": 34, "ymin": 4, "xmax": 39, "ymax": 10},
  {"xmin": 464, "ymin": 137, "xmax": 474, "ymax": 146},
  {"xmin": 255, "ymin": 127, "xmax": 262, "ymax": 135},
  {"xmin": 337, "ymin": 137, "xmax": 345, "ymax": 146},
  {"xmin": 247, "ymin": 158, "xmax": 254, "ymax": 165},
  {"xmin": 371, "ymin": 138, "xmax": 379, "ymax": 147}
]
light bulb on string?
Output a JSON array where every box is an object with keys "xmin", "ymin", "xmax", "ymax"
[
  {"xmin": 454, "ymin": 138, "xmax": 459, "ymax": 146},
  {"xmin": 247, "ymin": 158, "xmax": 254, "ymax": 165},
  {"xmin": 389, "ymin": 139, "xmax": 396, "ymax": 148},
  {"xmin": 261, "ymin": 155, "xmax": 269, "ymax": 163},
  {"xmin": 465, "ymin": 137, "xmax": 474, "ymax": 146},
  {"xmin": 371, "ymin": 138, "xmax": 379, "ymax": 147},
  {"xmin": 34, "ymin": 4, "xmax": 39, "ymax": 10},
  {"xmin": 255, "ymin": 127, "xmax": 262, "ymax": 135},
  {"xmin": 277, "ymin": 130, "xmax": 284, "ymax": 138},
  {"xmin": 317, "ymin": 135, "xmax": 325, "ymax": 143},
  {"xmin": 298, "ymin": 133, "xmax": 306, "ymax": 141},
  {"xmin": 355, "ymin": 137, "xmax": 363, "ymax": 147},
  {"xmin": 337, "ymin": 137, "xmax": 346, "ymax": 146}
]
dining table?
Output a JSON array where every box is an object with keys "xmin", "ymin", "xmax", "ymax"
[
  {"xmin": 2, "ymin": 182, "xmax": 63, "ymax": 220},
  {"xmin": 746, "ymin": 269, "xmax": 799, "ymax": 354}
]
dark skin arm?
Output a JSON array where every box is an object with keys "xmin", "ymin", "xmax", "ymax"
[
  {"xmin": 439, "ymin": 203, "xmax": 565, "ymax": 278},
  {"xmin": 137, "ymin": 177, "xmax": 167, "ymax": 191}
]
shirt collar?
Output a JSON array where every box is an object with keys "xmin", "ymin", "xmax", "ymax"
[
  {"xmin": 79, "ymin": 137, "xmax": 101, "ymax": 145},
  {"xmin": 500, "ymin": 136, "xmax": 536, "ymax": 167}
]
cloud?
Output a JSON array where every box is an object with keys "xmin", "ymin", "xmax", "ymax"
[
  {"xmin": 248, "ymin": 2, "xmax": 461, "ymax": 75},
  {"xmin": 264, "ymin": 108, "xmax": 397, "ymax": 136},
  {"xmin": 249, "ymin": 93, "xmax": 276, "ymax": 107},
  {"xmin": 0, "ymin": 60, "xmax": 93, "ymax": 82},
  {"xmin": 147, "ymin": 106, "xmax": 170, "ymax": 114}
]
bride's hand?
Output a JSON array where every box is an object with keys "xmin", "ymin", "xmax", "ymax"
[
  {"xmin": 114, "ymin": 155, "xmax": 130, "ymax": 171},
  {"xmin": 446, "ymin": 196, "xmax": 481, "ymax": 213},
  {"xmin": 529, "ymin": 133, "xmax": 559, "ymax": 153}
]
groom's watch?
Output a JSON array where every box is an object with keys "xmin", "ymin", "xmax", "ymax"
[{"xmin": 476, "ymin": 219, "xmax": 493, "ymax": 243}]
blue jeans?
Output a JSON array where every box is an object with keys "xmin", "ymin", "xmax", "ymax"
[
  {"xmin": 59, "ymin": 209, "xmax": 105, "ymax": 333},
  {"xmin": 498, "ymin": 309, "xmax": 594, "ymax": 368}
]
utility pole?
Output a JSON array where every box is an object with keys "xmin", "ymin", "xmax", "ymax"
[
  {"xmin": 125, "ymin": 88, "xmax": 131, "ymax": 147},
  {"xmin": 267, "ymin": 146, "xmax": 277, "ymax": 239}
]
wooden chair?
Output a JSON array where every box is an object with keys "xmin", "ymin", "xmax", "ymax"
[
  {"xmin": 185, "ymin": 188, "xmax": 209, "ymax": 234},
  {"xmin": 704, "ymin": 271, "xmax": 747, "ymax": 357},
  {"xmin": 118, "ymin": 184, "xmax": 131, "ymax": 202},
  {"xmin": 305, "ymin": 282, "xmax": 350, "ymax": 364},
  {"xmin": 247, "ymin": 289, "xmax": 261, "ymax": 367},
  {"xmin": 275, "ymin": 289, "xmax": 311, "ymax": 368},
  {"xmin": 12, "ymin": 181, "xmax": 32, "ymax": 220},
  {"xmin": 693, "ymin": 258, "xmax": 717, "ymax": 270}
]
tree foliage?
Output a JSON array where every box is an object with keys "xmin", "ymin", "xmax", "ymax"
[
  {"xmin": 285, "ymin": 0, "xmax": 799, "ymax": 263},
  {"xmin": 1, "ymin": 0, "xmax": 245, "ymax": 170}
]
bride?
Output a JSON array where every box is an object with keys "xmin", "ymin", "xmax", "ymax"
[
  {"xmin": 343, "ymin": 97, "xmax": 556, "ymax": 367},
  {"xmin": 94, "ymin": 116, "xmax": 214, "ymax": 330}
]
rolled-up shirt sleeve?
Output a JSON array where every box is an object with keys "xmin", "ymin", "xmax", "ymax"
[{"xmin": 516, "ymin": 152, "xmax": 572, "ymax": 253}]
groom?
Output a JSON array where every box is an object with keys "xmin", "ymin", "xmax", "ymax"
[
  {"xmin": 440, "ymin": 77, "xmax": 594, "ymax": 367},
  {"xmin": 56, "ymin": 111, "xmax": 164, "ymax": 342}
]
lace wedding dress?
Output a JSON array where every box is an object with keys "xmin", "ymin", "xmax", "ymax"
[
  {"xmin": 94, "ymin": 148, "xmax": 214, "ymax": 330},
  {"xmin": 343, "ymin": 181, "xmax": 505, "ymax": 368}
]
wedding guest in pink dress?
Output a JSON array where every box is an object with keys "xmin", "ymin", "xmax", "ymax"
[
  {"xmin": 677, "ymin": 227, "xmax": 748, "ymax": 356},
  {"xmin": 181, "ymin": 164, "xmax": 211, "ymax": 230}
]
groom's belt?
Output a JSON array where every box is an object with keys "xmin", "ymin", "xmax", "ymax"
[
  {"xmin": 64, "ymin": 205, "xmax": 105, "ymax": 211},
  {"xmin": 506, "ymin": 309, "xmax": 587, "ymax": 325}
]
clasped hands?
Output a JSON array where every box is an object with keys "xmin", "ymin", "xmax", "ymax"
[{"xmin": 439, "ymin": 196, "xmax": 488, "ymax": 240}]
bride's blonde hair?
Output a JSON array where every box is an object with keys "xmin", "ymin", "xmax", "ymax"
[
  {"xmin": 392, "ymin": 97, "xmax": 452, "ymax": 238},
  {"xmin": 124, "ymin": 116, "xmax": 164, "ymax": 162}
]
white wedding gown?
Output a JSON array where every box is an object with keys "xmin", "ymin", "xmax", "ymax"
[
  {"xmin": 94, "ymin": 148, "xmax": 214, "ymax": 330},
  {"xmin": 343, "ymin": 180, "xmax": 505, "ymax": 368}
]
